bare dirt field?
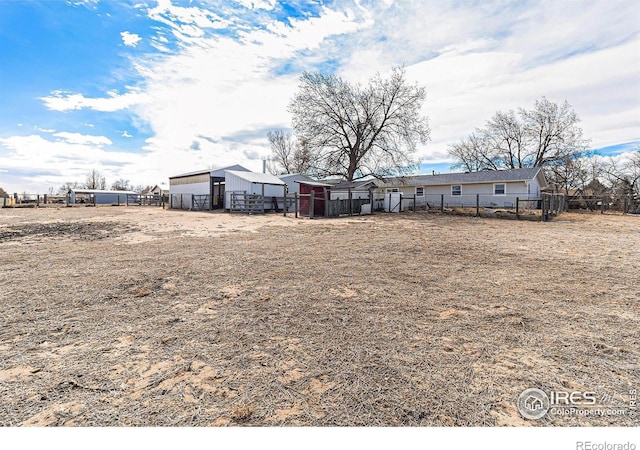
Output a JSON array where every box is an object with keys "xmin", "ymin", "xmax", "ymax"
[{"xmin": 1, "ymin": 206, "xmax": 638, "ymax": 426}]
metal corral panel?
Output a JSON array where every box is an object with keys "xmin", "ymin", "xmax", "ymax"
[
  {"xmin": 384, "ymin": 192, "xmax": 402, "ymax": 212},
  {"xmin": 224, "ymin": 170, "xmax": 286, "ymax": 209}
]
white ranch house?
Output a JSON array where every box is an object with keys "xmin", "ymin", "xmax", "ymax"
[{"xmin": 378, "ymin": 167, "xmax": 548, "ymax": 210}]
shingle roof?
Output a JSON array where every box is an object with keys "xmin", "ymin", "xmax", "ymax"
[
  {"xmin": 330, "ymin": 180, "xmax": 379, "ymax": 190},
  {"xmin": 406, "ymin": 167, "xmax": 544, "ymax": 186}
]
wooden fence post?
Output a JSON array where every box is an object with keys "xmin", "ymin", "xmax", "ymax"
[
  {"xmin": 310, "ymin": 190, "xmax": 315, "ymax": 219},
  {"xmin": 324, "ymin": 189, "xmax": 329, "ymax": 217},
  {"xmin": 440, "ymin": 194, "xmax": 444, "ymax": 213},
  {"xmin": 283, "ymin": 185, "xmax": 287, "ymax": 217},
  {"xmin": 348, "ymin": 188, "xmax": 352, "ymax": 216},
  {"xmin": 369, "ymin": 190, "xmax": 374, "ymax": 215},
  {"xmin": 475, "ymin": 194, "xmax": 479, "ymax": 217},
  {"xmin": 516, "ymin": 197, "xmax": 520, "ymax": 219},
  {"xmin": 624, "ymin": 196, "xmax": 629, "ymax": 215},
  {"xmin": 601, "ymin": 197, "xmax": 605, "ymax": 214},
  {"xmin": 295, "ymin": 192, "xmax": 298, "ymax": 218}
]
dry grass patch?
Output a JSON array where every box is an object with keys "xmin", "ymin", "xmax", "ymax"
[{"xmin": 0, "ymin": 207, "xmax": 638, "ymax": 426}]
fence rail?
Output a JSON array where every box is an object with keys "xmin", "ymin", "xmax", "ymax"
[
  {"xmin": 567, "ymin": 195, "xmax": 640, "ymax": 215},
  {"xmin": 1, "ymin": 192, "xmax": 166, "ymax": 208}
]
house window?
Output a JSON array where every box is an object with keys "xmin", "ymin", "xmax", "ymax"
[
  {"xmin": 494, "ymin": 183, "xmax": 506, "ymax": 195},
  {"xmin": 416, "ymin": 187, "xmax": 424, "ymax": 197},
  {"xmin": 386, "ymin": 188, "xmax": 399, "ymax": 193},
  {"xmin": 451, "ymin": 185, "xmax": 461, "ymax": 196}
]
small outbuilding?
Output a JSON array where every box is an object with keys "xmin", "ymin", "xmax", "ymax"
[
  {"xmin": 169, "ymin": 164, "xmax": 249, "ymax": 210},
  {"xmin": 296, "ymin": 180, "xmax": 332, "ymax": 216},
  {"xmin": 224, "ymin": 170, "xmax": 287, "ymax": 212},
  {"xmin": 69, "ymin": 189, "xmax": 138, "ymax": 205}
]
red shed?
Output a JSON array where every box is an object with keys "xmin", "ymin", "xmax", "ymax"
[{"xmin": 296, "ymin": 180, "xmax": 332, "ymax": 216}]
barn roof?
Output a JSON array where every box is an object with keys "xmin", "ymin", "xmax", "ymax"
[
  {"xmin": 169, "ymin": 164, "xmax": 249, "ymax": 180},
  {"xmin": 71, "ymin": 189, "xmax": 138, "ymax": 195},
  {"xmin": 279, "ymin": 173, "xmax": 313, "ymax": 182},
  {"xmin": 225, "ymin": 170, "xmax": 286, "ymax": 186}
]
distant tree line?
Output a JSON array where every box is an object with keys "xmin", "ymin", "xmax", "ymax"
[{"xmin": 58, "ymin": 169, "xmax": 147, "ymax": 195}]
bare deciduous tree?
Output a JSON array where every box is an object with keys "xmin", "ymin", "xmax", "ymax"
[
  {"xmin": 603, "ymin": 149, "xmax": 640, "ymax": 198},
  {"xmin": 449, "ymin": 97, "xmax": 589, "ymax": 174},
  {"xmin": 85, "ymin": 169, "xmax": 106, "ymax": 190},
  {"xmin": 266, "ymin": 130, "xmax": 313, "ymax": 175},
  {"xmin": 59, "ymin": 181, "xmax": 79, "ymax": 194},
  {"xmin": 449, "ymin": 131, "xmax": 497, "ymax": 172},
  {"xmin": 288, "ymin": 66, "xmax": 430, "ymax": 181},
  {"xmin": 111, "ymin": 178, "xmax": 132, "ymax": 191}
]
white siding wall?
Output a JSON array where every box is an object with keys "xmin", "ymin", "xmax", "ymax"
[
  {"xmin": 373, "ymin": 186, "xmax": 428, "ymax": 210},
  {"xmin": 421, "ymin": 181, "xmax": 533, "ymax": 207},
  {"xmin": 169, "ymin": 181, "xmax": 209, "ymax": 209},
  {"xmin": 224, "ymin": 173, "xmax": 286, "ymax": 209},
  {"xmin": 279, "ymin": 175, "xmax": 308, "ymax": 194}
]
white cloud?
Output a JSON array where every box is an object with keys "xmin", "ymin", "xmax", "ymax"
[
  {"xmin": 34, "ymin": 126, "xmax": 55, "ymax": 133},
  {"xmin": 234, "ymin": 0, "xmax": 277, "ymax": 10},
  {"xmin": 125, "ymin": 2, "xmax": 370, "ymax": 178},
  {"xmin": 0, "ymin": 134, "xmax": 140, "ymax": 193},
  {"xmin": 121, "ymin": 31, "xmax": 142, "ymax": 47},
  {"xmin": 40, "ymin": 89, "xmax": 149, "ymax": 112},
  {"xmin": 122, "ymin": 131, "xmax": 133, "ymax": 138},
  {"xmin": 7, "ymin": 0, "xmax": 639, "ymax": 193},
  {"xmin": 53, "ymin": 132, "xmax": 112, "ymax": 146}
]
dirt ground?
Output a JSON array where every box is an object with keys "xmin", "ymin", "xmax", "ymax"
[{"xmin": 0, "ymin": 205, "xmax": 638, "ymax": 426}]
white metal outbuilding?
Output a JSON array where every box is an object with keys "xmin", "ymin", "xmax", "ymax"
[
  {"xmin": 224, "ymin": 170, "xmax": 287, "ymax": 211},
  {"xmin": 169, "ymin": 164, "xmax": 249, "ymax": 210},
  {"xmin": 69, "ymin": 189, "xmax": 138, "ymax": 205}
]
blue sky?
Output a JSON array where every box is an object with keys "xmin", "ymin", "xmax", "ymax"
[{"xmin": 0, "ymin": 0, "xmax": 638, "ymax": 193}]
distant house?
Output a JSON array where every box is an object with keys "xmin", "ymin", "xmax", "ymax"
[
  {"xmin": 147, "ymin": 184, "xmax": 169, "ymax": 196},
  {"xmin": 169, "ymin": 164, "xmax": 249, "ymax": 210},
  {"xmin": 377, "ymin": 167, "xmax": 547, "ymax": 210}
]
